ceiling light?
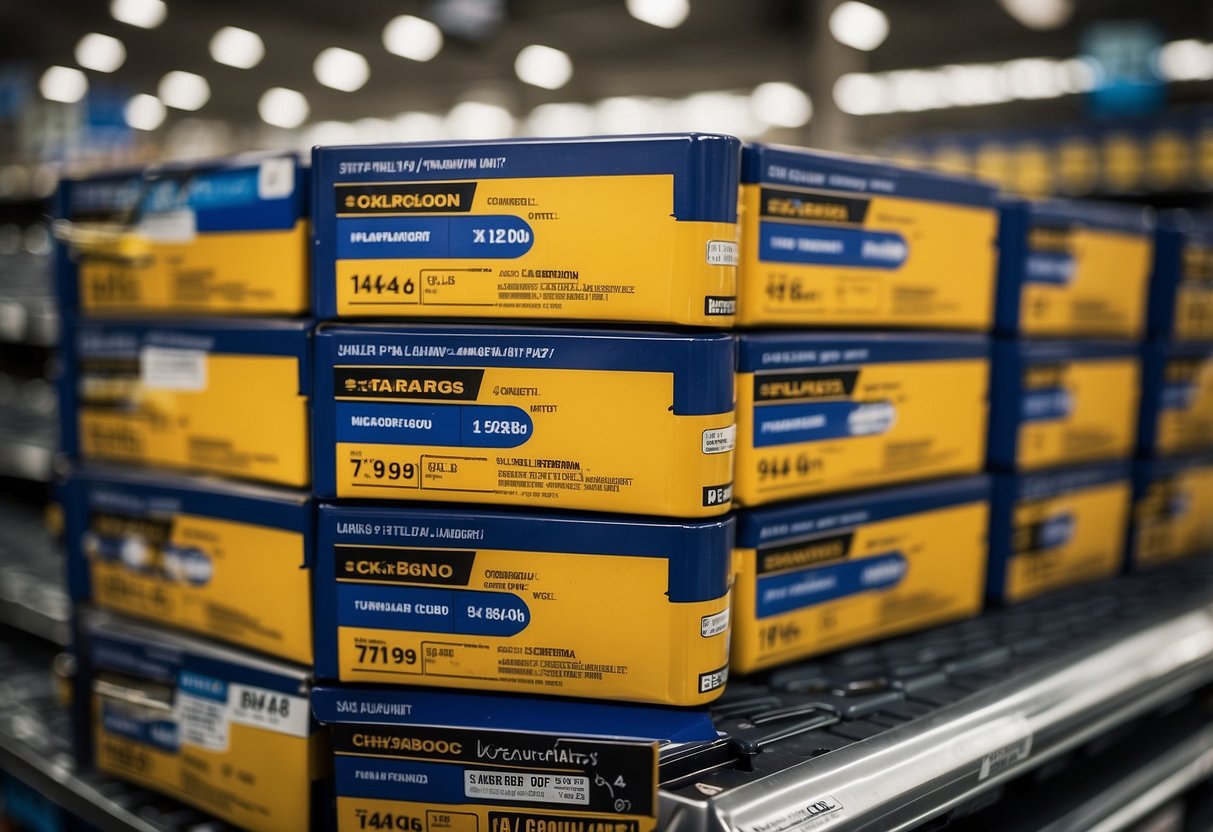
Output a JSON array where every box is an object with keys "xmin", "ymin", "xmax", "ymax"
[
  {"xmin": 1156, "ymin": 39, "xmax": 1213, "ymax": 82},
  {"xmin": 626, "ymin": 0, "xmax": 690, "ymax": 29},
  {"xmin": 382, "ymin": 15, "xmax": 443, "ymax": 62},
  {"xmin": 124, "ymin": 94, "xmax": 166, "ymax": 130},
  {"xmin": 314, "ymin": 47, "xmax": 370, "ymax": 92},
  {"xmin": 887, "ymin": 70, "xmax": 944, "ymax": 111},
  {"xmin": 158, "ymin": 71, "xmax": 210, "ymax": 111},
  {"xmin": 832, "ymin": 72, "xmax": 890, "ymax": 115},
  {"xmin": 525, "ymin": 103, "xmax": 595, "ymax": 137},
  {"xmin": 445, "ymin": 101, "xmax": 515, "ymax": 140},
  {"xmin": 304, "ymin": 121, "xmax": 358, "ymax": 145},
  {"xmin": 75, "ymin": 33, "xmax": 126, "ymax": 73},
  {"xmin": 39, "ymin": 66, "xmax": 88, "ymax": 104},
  {"xmin": 998, "ymin": 0, "xmax": 1073, "ymax": 30},
  {"xmin": 110, "ymin": 0, "xmax": 166, "ymax": 29},
  {"xmin": 514, "ymin": 45, "xmax": 573, "ymax": 90},
  {"xmin": 394, "ymin": 112, "xmax": 446, "ymax": 141},
  {"xmin": 209, "ymin": 26, "xmax": 264, "ymax": 69},
  {"xmin": 828, "ymin": 1, "xmax": 889, "ymax": 52},
  {"xmin": 595, "ymin": 96, "xmax": 665, "ymax": 134},
  {"xmin": 1002, "ymin": 58, "xmax": 1063, "ymax": 99},
  {"xmin": 353, "ymin": 118, "xmax": 394, "ymax": 141},
  {"xmin": 750, "ymin": 82, "xmax": 812, "ymax": 128},
  {"xmin": 259, "ymin": 87, "xmax": 309, "ymax": 129}
]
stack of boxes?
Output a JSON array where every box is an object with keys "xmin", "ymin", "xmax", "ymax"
[
  {"xmin": 987, "ymin": 198, "xmax": 1152, "ymax": 602},
  {"xmin": 49, "ymin": 134, "xmax": 1213, "ymax": 832},
  {"xmin": 1131, "ymin": 213, "xmax": 1213, "ymax": 569}
]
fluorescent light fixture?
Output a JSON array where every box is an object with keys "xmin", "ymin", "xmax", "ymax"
[
  {"xmin": 382, "ymin": 15, "xmax": 443, "ymax": 62},
  {"xmin": 314, "ymin": 47, "xmax": 370, "ymax": 92},
  {"xmin": 678, "ymin": 91, "xmax": 760, "ymax": 136},
  {"xmin": 445, "ymin": 101, "xmax": 515, "ymax": 140},
  {"xmin": 110, "ymin": 0, "xmax": 166, "ymax": 29},
  {"xmin": 525, "ymin": 103, "xmax": 595, "ymax": 137},
  {"xmin": 258, "ymin": 87, "xmax": 309, "ymax": 129},
  {"xmin": 353, "ymin": 118, "xmax": 394, "ymax": 141},
  {"xmin": 626, "ymin": 0, "xmax": 689, "ymax": 29},
  {"xmin": 124, "ymin": 94, "xmax": 166, "ymax": 130},
  {"xmin": 832, "ymin": 72, "xmax": 891, "ymax": 115},
  {"xmin": 514, "ymin": 44, "xmax": 573, "ymax": 90},
  {"xmin": 998, "ymin": 0, "xmax": 1073, "ymax": 30},
  {"xmin": 887, "ymin": 70, "xmax": 945, "ymax": 111},
  {"xmin": 39, "ymin": 66, "xmax": 88, "ymax": 104},
  {"xmin": 1002, "ymin": 58, "xmax": 1063, "ymax": 99},
  {"xmin": 158, "ymin": 71, "xmax": 210, "ymax": 110},
  {"xmin": 939, "ymin": 64, "xmax": 1010, "ymax": 106},
  {"xmin": 394, "ymin": 112, "xmax": 446, "ymax": 141},
  {"xmin": 750, "ymin": 82, "xmax": 812, "ymax": 128},
  {"xmin": 594, "ymin": 96, "xmax": 665, "ymax": 134},
  {"xmin": 209, "ymin": 26, "xmax": 264, "ymax": 69},
  {"xmin": 1156, "ymin": 39, "xmax": 1213, "ymax": 82},
  {"xmin": 304, "ymin": 121, "xmax": 359, "ymax": 145},
  {"xmin": 75, "ymin": 33, "xmax": 126, "ymax": 73},
  {"xmin": 828, "ymin": 1, "xmax": 889, "ymax": 51}
]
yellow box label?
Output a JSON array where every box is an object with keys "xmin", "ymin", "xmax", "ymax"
[
  {"xmin": 1017, "ymin": 358, "xmax": 1140, "ymax": 470},
  {"xmin": 1005, "ymin": 481, "xmax": 1130, "ymax": 602},
  {"xmin": 1134, "ymin": 465, "xmax": 1213, "ymax": 568},
  {"xmin": 79, "ymin": 353, "xmax": 310, "ymax": 487},
  {"xmin": 1176, "ymin": 245, "xmax": 1213, "ymax": 341},
  {"xmin": 94, "ymin": 697, "xmax": 318, "ymax": 832},
  {"xmin": 333, "ymin": 366, "xmax": 734, "ymax": 517},
  {"xmin": 336, "ymin": 797, "xmax": 657, "ymax": 832},
  {"xmin": 79, "ymin": 222, "xmax": 310, "ymax": 315},
  {"xmin": 736, "ymin": 183, "xmax": 997, "ymax": 328},
  {"xmin": 735, "ymin": 358, "xmax": 988, "ymax": 505},
  {"xmin": 731, "ymin": 501, "xmax": 987, "ymax": 673},
  {"xmin": 1021, "ymin": 226, "xmax": 1151, "ymax": 337},
  {"xmin": 87, "ymin": 512, "xmax": 312, "ymax": 663},
  {"xmin": 333, "ymin": 175, "xmax": 737, "ymax": 326},
  {"xmin": 1156, "ymin": 356, "xmax": 1213, "ymax": 455},
  {"xmin": 335, "ymin": 544, "xmax": 728, "ymax": 705}
]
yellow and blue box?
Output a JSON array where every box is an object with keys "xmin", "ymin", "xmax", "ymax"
[
  {"xmin": 1131, "ymin": 455, "xmax": 1213, "ymax": 569},
  {"xmin": 736, "ymin": 143, "xmax": 998, "ymax": 329},
  {"xmin": 732, "ymin": 476, "xmax": 989, "ymax": 674},
  {"xmin": 314, "ymin": 504, "xmax": 733, "ymax": 705},
  {"xmin": 312, "ymin": 134, "xmax": 741, "ymax": 325},
  {"xmin": 312, "ymin": 685, "xmax": 717, "ymax": 832},
  {"xmin": 989, "ymin": 339, "xmax": 1140, "ymax": 471},
  {"xmin": 75, "ymin": 611, "xmax": 326, "ymax": 832},
  {"xmin": 1139, "ymin": 340, "xmax": 1213, "ymax": 457},
  {"xmin": 61, "ymin": 318, "xmax": 312, "ymax": 487},
  {"xmin": 1150, "ymin": 212, "xmax": 1213, "ymax": 342},
  {"xmin": 988, "ymin": 462, "xmax": 1132, "ymax": 603},
  {"xmin": 734, "ymin": 332, "xmax": 989, "ymax": 506},
  {"xmin": 64, "ymin": 466, "xmax": 313, "ymax": 663},
  {"xmin": 312, "ymin": 324, "xmax": 735, "ymax": 516},
  {"xmin": 995, "ymin": 198, "xmax": 1153, "ymax": 338},
  {"xmin": 55, "ymin": 153, "xmax": 309, "ymax": 316}
]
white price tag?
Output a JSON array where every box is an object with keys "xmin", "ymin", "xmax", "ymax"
[{"xmin": 140, "ymin": 347, "xmax": 207, "ymax": 391}]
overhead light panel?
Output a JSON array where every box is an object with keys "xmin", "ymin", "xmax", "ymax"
[
  {"xmin": 998, "ymin": 0, "xmax": 1073, "ymax": 30},
  {"xmin": 259, "ymin": 87, "xmax": 309, "ymax": 129},
  {"xmin": 832, "ymin": 72, "xmax": 891, "ymax": 115},
  {"xmin": 526, "ymin": 103, "xmax": 595, "ymax": 137},
  {"xmin": 394, "ymin": 112, "xmax": 446, "ymax": 141},
  {"xmin": 626, "ymin": 0, "xmax": 690, "ymax": 29},
  {"xmin": 124, "ymin": 94, "xmax": 166, "ymax": 130},
  {"xmin": 75, "ymin": 33, "xmax": 126, "ymax": 73},
  {"xmin": 446, "ymin": 101, "xmax": 515, "ymax": 140},
  {"xmin": 110, "ymin": 0, "xmax": 166, "ymax": 29},
  {"xmin": 1156, "ymin": 39, "xmax": 1213, "ymax": 82},
  {"xmin": 382, "ymin": 15, "xmax": 443, "ymax": 62},
  {"xmin": 314, "ymin": 47, "xmax": 370, "ymax": 92},
  {"xmin": 210, "ymin": 26, "xmax": 265, "ymax": 69},
  {"xmin": 828, "ymin": 1, "xmax": 889, "ymax": 51},
  {"xmin": 39, "ymin": 66, "xmax": 88, "ymax": 104},
  {"xmin": 514, "ymin": 45, "xmax": 573, "ymax": 90},
  {"xmin": 750, "ymin": 82, "xmax": 812, "ymax": 128},
  {"xmin": 158, "ymin": 71, "xmax": 210, "ymax": 111}
]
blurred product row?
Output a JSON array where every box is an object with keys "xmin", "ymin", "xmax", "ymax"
[{"xmin": 5, "ymin": 133, "xmax": 1211, "ymax": 831}]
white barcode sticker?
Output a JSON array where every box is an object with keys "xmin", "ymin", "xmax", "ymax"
[
  {"xmin": 706, "ymin": 240, "xmax": 739, "ymax": 266},
  {"xmin": 140, "ymin": 347, "xmax": 207, "ymax": 391},
  {"xmin": 703, "ymin": 425, "xmax": 736, "ymax": 454}
]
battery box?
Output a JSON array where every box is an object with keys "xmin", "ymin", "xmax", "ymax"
[
  {"xmin": 734, "ymin": 332, "xmax": 989, "ymax": 505},
  {"xmin": 736, "ymin": 143, "xmax": 998, "ymax": 329},
  {"xmin": 311, "ymin": 685, "xmax": 718, "ymax": 832},
  {"xmin": 61, "ymin": 318, "xmax": 312, "ymax": 487},
  {"xmin": 75, "ymin": 611, "xmax": 325, "ymax": 832},
  {"xmin": 996, "ymin": 198, "xmax": 1153, "ymax": 338},
  {"xmin": 55, "ymin": 153, "xmax": 309, "ymax": 316},
  {"xmin": 1131, "ymin": 455, "xmax": 1213, "ymax": 570},
  {"xmin": 732, "ymin": 476, "xmax": 989, "ymax": 674},
  {"xmin": 1139, "ymin": 340, "xmax": 1213, "ymax": 457},
  {"xmin": 312, "ymin": 324, "xmax": 735, "ymax": 516},
  {"xmin": 314, "ymin": 504, "xmax": 733, "ymax": 705},
  {"xmin": 1149, "ymin": 211, "xmax": 1213, "ymax": 342},
  {"xmin": 65, "ymin": 466, "xmax": 313, "ymax": 663},
  {"xmin": 312, "ymin": 134, "xmax": 741, "ymax": 325},
  {"xmin": 988, "ymin": 461, "xmax": 1132, "ymax": 603},
  {"xmin": 989, "ymin": 339, "xmax": 1140, "ymax": 471}
]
